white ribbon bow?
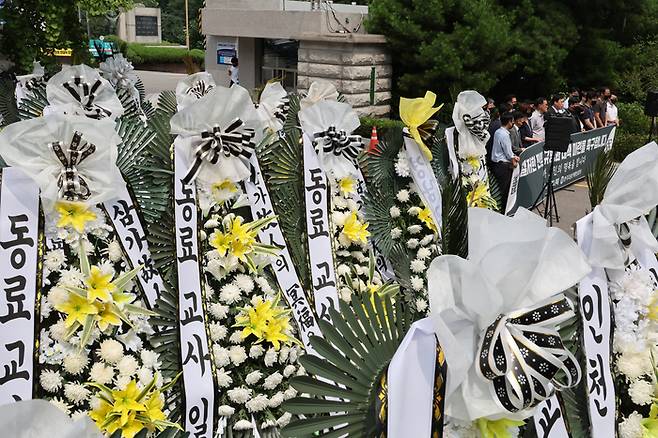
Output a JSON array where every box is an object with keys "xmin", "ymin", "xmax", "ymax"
[
  {"xmin": 300, "ymin": 80, "xmax": 339, "ymax": 109},
  {"xmin": 45, "ymin": 64, "xmax": 124, "ymax": 120},
  {"xmin": 0, "ymin": 113, "xmax": 123, "ymax": 208},
  {"xmin": 299, "ymin": 100, "xmax": 362, "ymax": 179},
  {"xmin": 170, "ymin": 84, "xmax": 261, "ymax": 184},
  {"xmin": 587, "ymin": 141, "xmax": 658, "ymax": 269},
  {"xmin": 175, "ymin": 71, "xmax": 217, "ymax": 110},
  {"xmin": 426, "ymin": 207, "xmax": 590, "ymax": 422},
  {"xmin": 256, "ymin": 81, "xmax": 289, "ymax": 133},
  {"xmin": 452, "ymin": 90, "xmax": 490, "ymax": 159}
]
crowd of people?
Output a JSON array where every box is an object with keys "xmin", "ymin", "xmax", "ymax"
[{"xmin": 485, "ymin": 88, "xmax": 619, "ymax": 205}]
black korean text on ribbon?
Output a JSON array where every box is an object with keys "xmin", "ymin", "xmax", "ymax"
[
  {"xmin": 477, "ymin": 295, "xmax": 581, "ymax": 413},
  {"xmin": 51, "ymin": 131, "xmax": 96, "ymax": 201},
  {"xmin": 272, "ymin": 97, "xmax": 290, "ymax": 125},
  {"xmin": 313, "ymin": 125, "xmax": 363, "ymax": 164},
  {"xmin": 183, "ymin": 118, "xmax": 256, "ymax": 184},
  {"xmin": 186, "ymin": 81, "xmax": 215, "ymax": 99},
  {"xmin": 62, "ymin": 77, "xmax": 112, "ymax": 119}
]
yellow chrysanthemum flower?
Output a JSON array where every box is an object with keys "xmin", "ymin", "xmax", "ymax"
[
  {"xmin": 55, "ymin": 292, "xmax": 99, "ymax": 327},
  {"xmin": 466, "ymin": 155, "xmax": 481, "ymax": 170},
  {"xmin": 85, "ymin": 266, "xmax": 116, "ymax": 302},
  {"xmin": 418, "ymin": 207, "xmax": 437, "ymax": 233},
  {"xmin": 399, "ymin": 91, "xmax": 443, "ymax": 160},
  {"xmin": 338, "ymin": 176, "xmax": 356, "ymax": 196},
  {"xmin": 55, "ymin": 201, "xmax": 96, "ymax": 233},
  {"xmin": 211, "ymin": 179, "xmax": 238, "ymax": 203},
  {"xmin": 342, "ymin": 212, "xmax": 370, "ymax": 244},
  {"xmin": 476, "ymin": 418, "xmax": 525, "ymax": 438}
]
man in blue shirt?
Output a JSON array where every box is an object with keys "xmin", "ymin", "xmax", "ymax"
[{"xmin": 490, "ymin": 112, "xmax": 519, "ymax": 208}]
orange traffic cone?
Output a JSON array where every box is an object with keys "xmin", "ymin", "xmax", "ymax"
[{"xmin": 368, "ymin": 125, "xmax": 379, "ymax": 153}]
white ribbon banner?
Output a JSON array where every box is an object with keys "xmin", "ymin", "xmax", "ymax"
[
  {"xmin": 532, "ymin": 395, "xmax": 570, "ymax": 438},
  {"xmin": 245, "ymin": 155, "xmax": 321, "ymax": 352},
  {"xmin": 303, "ymin": 134, "xmax": 339, "ymax": 321},
  {"xmin": 104, "ymin": 183, "xmax": 165, "ymax": 310},
  {"xmin": 173, "ymin": 138, "xmax": 215, "ymax": 438},
  {"xmin": 575, "ymin": 213, "xmax": 615, "ymax": 437},
  {"xmin": 0, "ymin": 168, "xmax": 40, "ymax": 404},
  {"xmin": 403, "ymin": 129, "xmax": 442, "ymax": 236}
]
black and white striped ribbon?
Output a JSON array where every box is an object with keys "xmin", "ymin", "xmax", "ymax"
[
  {"xmin": 477, "ymin": 295, "xmax": 581, "ymax": 413},
  {"xmin": 62, "ymin": 76, "xmax": 112, "ymax": 119},
  {"xmin": 183, "ymin": 118, "xmax": 256, "ymax": 184},
  {"xmin": 50, "ymin": 131, "xmax": 96, "ymax": 201},
  {"xmin": 313, "ymin": 126, "xmax": 362, "ymax": 164},
  {"xmin": 186, "ymin": 80, "xmax": 215, "ymax": 99}
]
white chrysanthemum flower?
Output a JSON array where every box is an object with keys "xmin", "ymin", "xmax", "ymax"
[
  {"xmin": 283, "ymin": 365, "xmax": 297, "ymax": 378},
  {"xmin": 71, "ymin": 410, "xmax": 88, "ymax": 422},
  {"xmin": 619, "ymin": 412, "xmax": 644, "ymax": 438},
  {"xmin": 89, "ymin": 363, "xmax": 114, "ymax": 385},
  {"xmin": 137, "ymin": 367, "xmax": 153, "ymax": 385},
  {"xmin": 40, "ymin": 369, "xmax": 63, "ymax": 392},
  {"xmin": 416, "ymin": 298, "xmax": 428, "ymax": 312},
  {"xmin": 234, "ymin": 274, "xmax": 255, "ymax": 293},
  {"xmin": 249, "ymin": 345, "xmax": 265, "ymax": 358},
  {"xmin": 263, "ymin": 372, "xmax": 284, "ymax": 390},
  {"xmin": 216, "ymin": 368, "xmax": 233, "ymax": 388},
  {"xmin": 218, "ymin": 405, "xmax": 235, "ymax": 416},
  {"xmin": 219, "ymin": 283, "xmax": 242, "ymax": 304},
  {"xmin": 209, "ymin": 323, "xmax": 228, "ymax": 342},
  {"xmin": 63, "ymin": 352, "xmax": 88, "ymax": 375},
  {"xmin": 283, "ymin": 387, "xmax": 298, "ymax": 400},
  {"xmin": 416, "ymin": 247, "xmax": 432, "ymax": 260},
  {"xmin": 268, "ymin": 392, "xmax": 285, "ymax": 408},
  {"xmin": 227, "ymin": 387, "xmax": 252, "ymax": 404},
  {"xmin": 210, "ymin": 302, "xmax": 229, "ymax": 320},
  {"xmin": 264, "ymin": 348, "xmax": 278, "ymax": 367},
  {"xmin": 115, "ymin": 374, "xmax": 131, "ymax": 390},
  {"xmin": 50, "ymin": 319, "xmax": 68, "ymax": 342},
  {"xmin": 98, "ymin": 339, "xmax": 124, "ymax": 364},
  {"xmin": 289, "ymin": 346, "xmax": 300, "ymax": 363},
  {"xmin": 346, "ymin": 198, "xmax": 359, "ymax": 212},
  {"xmin": 47, "ymin": 287, "xmax": 69, "ymax": 307},
  {"xmin": 420, "ymin": 234, "xmax": 435, "ymax": 246},
  {"xmin": 390, "ymin": 206, "xmax": 401, "ymax": 218},
  {"xmin": 407, "ymin": 224, "xmax": 422, "ymax": 235},
  {"xmin": 277, "ymin": 412, "xmax": 293, "ymax": 427},
  {"xmin": 261, "ymin": 419, "xmax": 277, "ymax": 429},
  {"xmin": 246, "ymin": 370, "xmax": 263, "ymax": 386},
  {"xmin": 107, "ymin": 240, "xmax": 124, "ymax": 262},
  {"xmin": 396, "ymin": 189, "xmax": 410, "ymax": 203},
  {"xmin": 117, "ymin": 355, "xmax": 139, "ymax": 376},
  {"xmin": 617, "ymin": 351, "xmax": 652, "ymax": 379},
  {"xmin": 395, "ymin": 151, "xmax": 410, "ymax": 177},
  {"xmin": 229, "ymin": 345, "xmax": 247, "ymax": 366},
  {"xmin": 213, "ymin": 345, "xmax": 231, "ymax": 367},
  {"xmin": 229, "ymin": 331, "xmax": 243, "ymax": 344},
  {"xmin": 407, "ymin": 238, "xmax": 419, "ymax": 249},
  {"xmin": 410, "ymin": 276, "xmax": 425, "ymax": 291},
  {"xmin": 333, "ymin": 195, "xmax": 347, "ymax": 209},
  {"xmin": 410, "ymin": 259, "xmax": 426, "ymax": 273},
  {"xmin": 629, "ymin": 379, "xmax": 654, "ymax": 405},
  {"xmin": 336, "ymin": 264, "xmax": 350, "ymax": 276},
  {"xmin": 246, "ymin": 394, "xmax": 269, "ymax": 412},
  {"xmin": 44, "ymin": 249, "xmax": 66, "ymax": 271},
  {"xmin": 255, "ymin": 276, "xmax": 274, "ymax": 294},
  {"xmin": 339, "ymin": 287, "xmax": 353, "ymax": 302},
  {"xmin": 234, "ymin": 419, "xmax": 253, "ymax": 430},
  {"xmin": 140, "ymin": 349, "xmax": 160, "ymax": 369},
  {"xmin": 64, "ymin": 383, "xmax": 90, "ymax": 405},
  {"xmin": 407, "ymin": 206, "xmax": 421, "ymax": 216},
  {"xmin": 390, "ymin": 228, "xmax": 402, "ymax": 239},
  {"xmin": 50, "ymin": 397, "xmax": 72, "ymax": 415},
  {"xmin": 279, "ymin": 346, "xmax": 290, "ymax": 363}
]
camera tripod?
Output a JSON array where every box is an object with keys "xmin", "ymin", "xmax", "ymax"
[{"xmin": 532, "ymin": 151, "xmax": 559, "ymax": 226}]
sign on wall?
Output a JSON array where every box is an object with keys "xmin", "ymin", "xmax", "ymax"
[
  {"xmin": 135, "ymin": 15, "xmax": 159, "ymax": 37},
  {"xmin": 217, "ymin": 42, "xmax": 237, "ymax": 65}
]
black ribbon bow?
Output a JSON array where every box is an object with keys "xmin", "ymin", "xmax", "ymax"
[
  {"xmin": 477, "ymin": 295, "xmax": 581, "ymax": 413},
  {"xmin": 186, "ymin": 80, "xmax": 215, "ymax": 99},
  {"xmin": 62, "ymin": 76, "xmax": 112, "ymax": 119},
  {"xmin": 313, "ymin": 125, "xmax": 363, "ymax": 164},
  {"xmin": 183, "ymin": 118, "xmax": 256, "ymax": 184},
  {"xmin": 50, "ymin": 131, "xmax": 96, "ymax": 201}
]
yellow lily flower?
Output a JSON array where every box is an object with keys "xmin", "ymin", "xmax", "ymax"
[
  {"xmin": 418, "ymin": 207, "xmax": 437, "ymax": 233},
  {"xmin": 55, "ymin": 201, "xmax": 97, "ymax": 233},
  {"xmin": 399, "ymin": 91, "xmax": 443, "ymax": 160},
  {"xmin": 466, "ymin": 155, "xmax": 481, "ymax": 170},
  {"xmin": 111, "ymin": 381, "xmax": 147, "ymax": 426},
  {"xmin": 85, "ymin": 266, "xmax": 116, "ymax": 302},
  {"xmin": 234, "ymin": 296, "xmax": 296, "ymax": 350},
  {"xmin": 144, "ymin": 391, "xmax": 167, "ymax": 423},
  {"xmin": 338, "ymin": 176, "xmax": 356, "ymax": 196},
  {"xmin": 342, "ymin": 212, "xmax": 370, "ymax": 245},
  {"xmin": 55, "ymin": 292, "xmax": 99, "ymax": 327},
  {"xmin": 467, "ymin": 182, "xmax": 490, "ymax": 208},
  {"xmin": 263, "ymin": 316, "xmax": 293, "ymax": 351},
  {"xmin": 648, "ymin": 293, "xmax": 658, "ymax": 321},
  {"xmin": 95, "ymin": 303, "xmax": 122, "ymax": 331},
  {"xmin": 89, "ymin": 399, "xmax": 116, "ymax": 432},
  {"xmin": 209, "ymin": 230, "xmax": 231, "ymax": 255},
  {"xmin": 236, "ymin": 298, "xmax": 274, "ymax": 340},
  {"xmin": 476, "ymin": 418, "xmax": 525, "ymax": 438},
  {"xmin": 121, "ymin": 415, "xmax": 147, "ymax": 438}
]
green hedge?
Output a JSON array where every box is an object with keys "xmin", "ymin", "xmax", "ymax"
[
  {"xmin": 617, "ymin": 101, "xmax": 650, "ymax": 135},
  {"xmin": 102, "ymin": 36, "xmax": 204, "ymax": 67},
  {"xmin": 611, "ymin": 130, "xmax": 649, "ymax": 162},
  {"xmin": 356, "ymin": 116, "xmax": 405, "ymax": 138}
]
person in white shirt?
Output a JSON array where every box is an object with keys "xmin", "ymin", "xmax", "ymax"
[
  {"xmin": 228, "ymin": 57, "xmax": 239, "ymax": 87},
  {"xmin": 529, "ymin": 97, "xmax": 548, "ymax": 140},
  {"xmin": 606, "ymin": 95, "xmax": 619, "ymax": 126},
  {"xmin": 490, "ymin": 112, "xmax": 519, "ymax": 207}
]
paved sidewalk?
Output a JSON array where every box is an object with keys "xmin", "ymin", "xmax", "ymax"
[
  {"xmin": 530, "ymin": 180, "xmax": 591, "ymax": 236},
  {"xmin": 135, "ymin": 70, "xmax": 187, "ymax": 95}
]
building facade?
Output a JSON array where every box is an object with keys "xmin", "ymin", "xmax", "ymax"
[{"xmin": 202, "ymin": 0, "xmax": 392, "ymax": 116}]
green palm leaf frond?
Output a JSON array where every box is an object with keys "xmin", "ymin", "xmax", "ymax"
[
  {"xmin": 487, "ymin": 171, "xmax": 503, "ymax": 213},
  {"xmin": 0, "ymin": 76, "xmax": 19, "ymax": 126},
  {"xmin": 363, "ymin": 188, "xmax": 395, "ymax": 257},
  {"xmin": 441, "ymin": 170, "xmax": 468, "ymax": 258},
  {"xmin": 586, "ymin": 148, "xmax": 616, "ymax": 209},
  {"xmin": 359, "ymin": 128, "xmax": 404, "ymax": 196},
  {"xmin": 17, "ymin": 82, "xmax": 47, "ymax": 120},
  {"xmin": 282, "ymin": 93, "xmax": 301, "ymax": 134},
  {"xmin": 281, "ymin": 293, "xmax": 413, "ymax": 437},
  {"xmin": 154, "ymin": 90, "xmax": 178, "ymax": 121},
  {"xmin": 429, "ymin": 124, "xmax": 451, "ymax": 185}
]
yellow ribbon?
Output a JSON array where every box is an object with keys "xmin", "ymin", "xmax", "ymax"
[{"xmin": 399, "ymin": 91, "xmax": 443, "ymax": 160}]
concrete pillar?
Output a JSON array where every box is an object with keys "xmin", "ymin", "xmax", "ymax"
[
  {"xmin": 205, "ymin": 35, "xmax": 236, "ymax": 87},
  {"xmin": 236, "ymin": 37, "xmax": 261, "ymax": 90}
]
